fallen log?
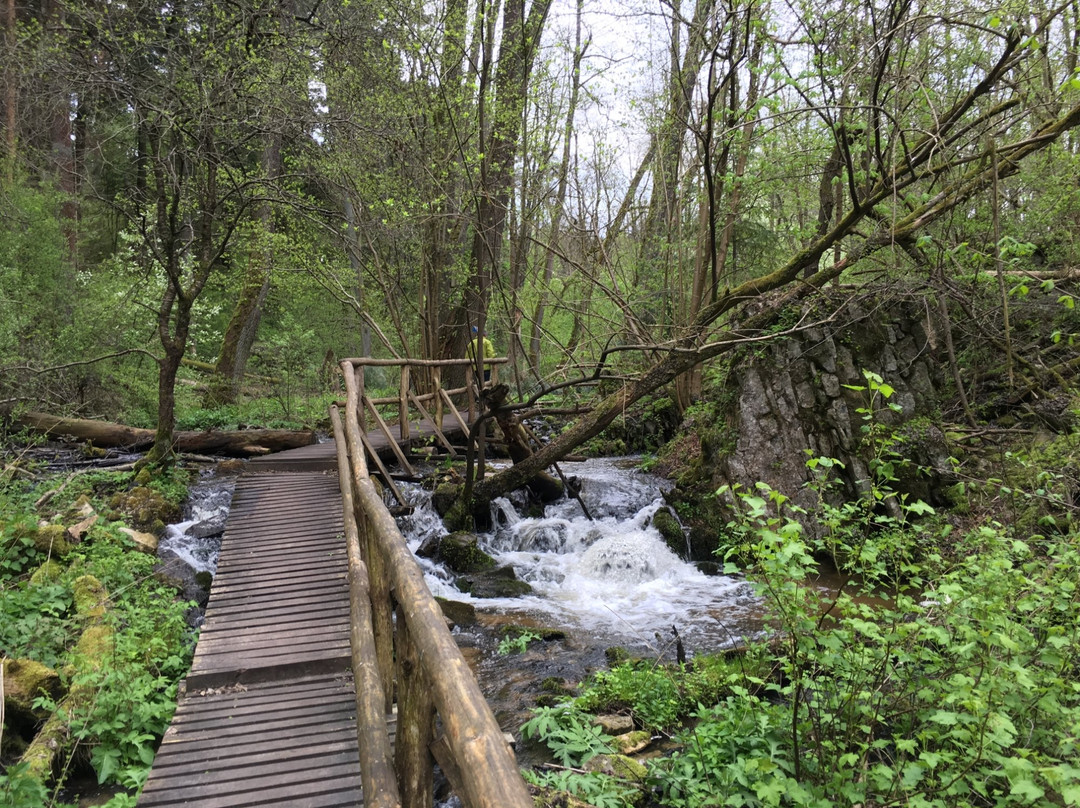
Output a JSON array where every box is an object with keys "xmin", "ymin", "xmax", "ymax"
[{"xmin": 15, "ymin": 412, "xmax": 316, "ymax": 457}]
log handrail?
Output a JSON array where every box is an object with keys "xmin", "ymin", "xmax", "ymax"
[
  {"xmin": 330, "ymin": 360, "xmax": 532, "ymax": 808},
  {"xmin": 346, "ymin": 356, "xmax": 504, "ymax": 493}
]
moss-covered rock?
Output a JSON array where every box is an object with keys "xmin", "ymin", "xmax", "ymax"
[
  {"xmin": 108, "ymin": 485, "xmax": 180, "ymax": 532},
  {"xmin": 456, "ymin": 565, "xmax": 534, "ymax": 598},
  {"xmin": 2, "ymin": 658, "xmax": 63, "ymax": 725},
  {"xmin": 613, "ymin": 729, "xmax": 652, "ymax": 755},
  {"xmin": 435, "ymin": 597, "xmax": 478, "ymax": 628},
  {"xmin": 432, "ymin": 482, "xmax": 462, "ymax": 518},
  {"xmin": 29, "ymin": 560, "xmax": 64, "ymax": 585},
  {"xmin": 33, "ymin": 524, "xmax": 73, "ymax": 557},
  {"xmin": 584, "ymin": 753, "xmax": 648, "ymax": 782},
  {"xmin": 72, "ymin": 575, "xmax": 109, "ymax": 619},
  {"xmin": 75, "ymin": 624, "xmax": 116, "ymax": 661},
  {"xmin": 650, "ymin": 507, "xmax": 686, "ymax": 557},
  {"xmin": 439, "ymin": 532, "xmax": 497, "ymax": 573}
]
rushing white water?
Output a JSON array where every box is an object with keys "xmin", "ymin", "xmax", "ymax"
[
  {"xmin": 397, "ymin": 458, "xmax": 761, "ymax": 651},
  {"xmin": 158, "ymin": 475, "xmax": 236, "ymax": 575}
]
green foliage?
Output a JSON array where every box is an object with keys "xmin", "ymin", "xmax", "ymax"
[
  {"xmin": 577, "ymin": 664, "xmax": 682, "ymax": 732},
  {"xmin": 524, "ymin": 767, "xmax": 638, "ymax": 808},
  {"xmin": 0, "ymin": 580, "xmax": 74, "ymax": 667},
  {"xmin": 0, "ymin": 764, "xmax": 59, "ymax": 808},
  {"xmin": 702, "ymin": 378, "xmax": 1080, "ymax": 807},
  {"xmin": 521, "ymin": 703, "xmax": 615, "ymax": 767},
  {"xmin": 651, "ymin": 698, "xmax": 810, "ymax": 808},
  {"xmin": 0, "ymin": 473, "xmax": 196, "ymax": 800},
  {"xmin": 498, "ymin": 628, "xmax": 541, "ymax": 655}
]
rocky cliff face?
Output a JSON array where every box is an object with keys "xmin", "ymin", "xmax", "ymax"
[{"xmin": 668, "ymin": 293, "xmax": 954, "ymax": 553}]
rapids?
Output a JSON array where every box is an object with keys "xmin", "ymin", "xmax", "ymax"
[{"xmin": 396, "ymin": 457, "xmax": 762, "ymax": 655}]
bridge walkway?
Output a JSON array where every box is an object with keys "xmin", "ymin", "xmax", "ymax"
[{"xmin": 138, "ymin": 411, "xmax": 472, "ymax": 805}]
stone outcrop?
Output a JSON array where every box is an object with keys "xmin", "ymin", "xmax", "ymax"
[{"xmin": 670, "ymin": 293, "xmax": 953, "ymax": 549}]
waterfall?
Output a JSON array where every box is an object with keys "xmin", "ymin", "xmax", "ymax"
[{"xmin": 398, "ymin": 458, "xmax": 760, "ymax": 651}]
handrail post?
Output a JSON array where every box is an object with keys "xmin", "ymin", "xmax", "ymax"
[
  {"xmin": 357, "ymin": 364, "xmax": 368, "ymax": 434},
  {"xmin": 399, "ymin": 365, "xmax": 410, "ymax": 443},
  {"xmin": 338, "ymin": 358, "xmax": 533, "ymax": 808},
  {"xmin": 433, "ymin": 365, "xmax": 443, "ymax": 429},
  {"xmin": 465, "ymin": 365, "xmax": 476, "ymax": 424},
  {"xmin": 395, "ymin": 606, "xmax": 436, "ymax": 808},
  {"xmin": 329, "ymin": 405, "xmax": 401, "ymax": 808}
]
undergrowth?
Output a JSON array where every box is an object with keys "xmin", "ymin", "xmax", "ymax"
[
  {"xmin": 522, "ymin": 372, "xmax": 1080, "ymax": 807},
  {"xmin": 0, "ymin": 465, "xmax": 196, "ymax": 807}
]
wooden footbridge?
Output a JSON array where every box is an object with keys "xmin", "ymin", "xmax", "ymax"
[{"xmin": 138, "ymin": 358, "xmax": 531, "ymax": 808}]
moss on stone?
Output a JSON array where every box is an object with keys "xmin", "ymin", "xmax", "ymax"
[
  {"xmin": 432, "ymin": 482, "xmax": 462, "ymax": 517},
  {"xmin": 584, "ymin": 752, "xmax": 648, "ymax": 782},
  {"xmin": 2, "ymin": 658, "xmax": 63, "ymax": 717},
  {"xmin": 439, "ymin": 532, "xmax": 497, "ymax": 573},
  {"xmin": 651, "ymin": 508, "xmax": 686, "ymax": 556},
  {"xmin": 75, "ymin": 624, "xmax": 116, "ymax": 664},
  {"xmin": 33, "ymin": 524, "xmax": 72, "ymax": 557},
  {"xmin": 29, "ymin": 560, "xmax": 64, "ymax": 585},
  {"xmin": 72, "ymin": 575, "xmax": 109, "ymax": 619},
  {"xmin": 108, "ymin": 485, "xmax": 180, "ymax": 531}
]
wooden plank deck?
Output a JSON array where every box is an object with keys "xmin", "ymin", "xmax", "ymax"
[
  {"xmin": 139, "ymin": 468, "xmax": 362, "ymax": 806},
  {"xmin": 140, "ymin": 410, "xmax": 475, "ymax": 806}
]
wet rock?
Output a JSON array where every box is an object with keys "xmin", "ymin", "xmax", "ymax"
[
  {"xmin": 455, "ymin": 565, "xmax": 533, "ymax": 598},
  {"xmin": 605, "ymin": 646, "xmax": 631, "ymax": 667},
  {"xmin": 439, "ymin": 531, "xmax": 497, "ymax": 574},
  {"xmin": 516, "ymin": 522, "xmax": 569, "ymax": 553},
  {"xmin": 119, "ymin": 527, "xmax": 159, "ymax": 554},
  {"xmin": 415, "ymin": 534, "xmax": 440, "ymax": 559},
  {"xmin": 650, "ymin": 508, "xmax": 685, "ymax": 557},
  {"xmin": 189, "ymin": 515, "xmax": 227, "ymax": 539},
  {"xmin": 154, "ymin": 550, "xmax": 212, "ymax": 609},
  {"xmin": 436, "ymin": 597, "xmax": 478, "ymax": 628},
  {"xmin": 593, "ymin": 713, "xmax": 634, "ymax": 734},
  {"xmin": 432, "ymin": 482, "xmax": 462, "ymax": 518}
]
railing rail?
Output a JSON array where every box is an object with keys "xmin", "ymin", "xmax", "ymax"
[
  {"xmin": 330, "ymin": 358, "xmax": 532, "ymax": 808},
  {"xmin": 340, "ymin": 356, "xmax": 508, "ymax": 440}
]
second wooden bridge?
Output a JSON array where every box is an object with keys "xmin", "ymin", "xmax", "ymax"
[{"xmin": 139, "ymin": 358, "xmax": 531, "ymax": 808}]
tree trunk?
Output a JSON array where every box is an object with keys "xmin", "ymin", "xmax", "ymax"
[
  {"xmin": 529, "ymin": 0, "xmax": 584, "ymax": 377},
  {"xmin": 3, "ymin": 0, "xmax": 14, "ymax": 182}
]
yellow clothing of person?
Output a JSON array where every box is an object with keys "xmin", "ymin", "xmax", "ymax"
[{"xmin": 467, "ymin": 335, "xmax": 494, "ymax": 362}]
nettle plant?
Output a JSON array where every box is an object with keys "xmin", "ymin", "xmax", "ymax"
[{"xmin": 688, "ymin": 373, "xmax": 1080, "ymax": 807}]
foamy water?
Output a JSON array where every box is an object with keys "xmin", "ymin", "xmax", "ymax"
[{"xmin": 398, "ymin": 458, "xmax": 761, "ymax": 650}]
